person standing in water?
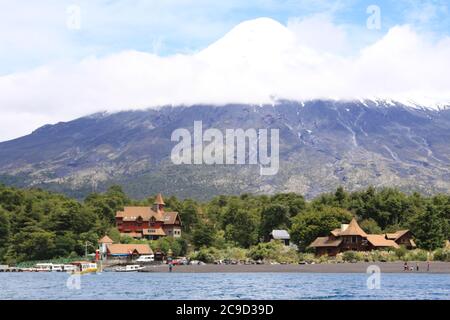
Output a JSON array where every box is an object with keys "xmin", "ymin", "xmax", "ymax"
[{"xmin": 169, "ymin": 262, "xmax": 173, "ymax": 273}]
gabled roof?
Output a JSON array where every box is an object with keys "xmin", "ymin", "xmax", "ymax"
[
  {"xmin": 330, "ymin": 228, "xmax": 342, "ymax": 237},
  {"xmin": 116, "ymin": 206, "xmax": 164, "ymax": 222},
  {"xmin": 338, "ymin": 218, "xmax": 368, "ymax": 237},
  {"xmin": 106, "ymin": 244, "xmax": 153, "ymax": 255},
  {"xmin": 163, "ymin": 211, "xmax": 181, "ymax": 225},
  {"xmin": 98, "ymin": 235, "xmax": 114, "ymax": 244},
  {"xmin": 385, "ymin": 230, "xmax": 410, "ymax": 240},
  {"xmin": 309, "ymin": 237, "xmax": 343, "ymax": 248},
  {"xmin": 270, "ymin": 230, "xmax": 290, "ymax": 240},
  {"xmin": 366, "ymin": 235, "xmax": 400, "ymax": 248}
]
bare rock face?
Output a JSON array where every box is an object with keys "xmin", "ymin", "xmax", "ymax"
[{"xmin": 1, "ymin": 100, "xmax": 450, "ymax": 200}]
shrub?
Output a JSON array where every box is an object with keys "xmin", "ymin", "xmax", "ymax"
[
  {"xmin": 342, "ymin": 251, "xmax": 358, "ymax": 262},
  {"xmin": 248, "ymin": 241, "xmax": 298, "ymax": 263},
  {"xmin": 222, "ymin": 247, "xmax": 248, "ymax": 261},
  {"xmin": 276, "ymin": 246, "xmax": 299, "ymax": 264},
  {"xmin": 433, "ymin": 249, "xmax": 450, "ymax": 261},
  {"xmin": 298, "ymin": 253, "xmax": 316, "ymax": 264},
  {"xmin": 394, "ymin": 246, "xmax": 408, "ymax": 260},
  {"xmin": 248, "ymin": 242, "xmax": 279, "ymax": 261},
  {"xmin": 369, "ymin": 250, "xmax": 397, "ymax": 262},
  {"xmin": 189, "ymin": 247, "xmax": 220, "ymax": 263},
  {"xmin": 405, "ymin": 249, "xmax": 428, "ymax": 261}
]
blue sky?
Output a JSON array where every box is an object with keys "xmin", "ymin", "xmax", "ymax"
[{"xmin": 0, "ymin": 0, "xmax": 449, "ymax": 75}]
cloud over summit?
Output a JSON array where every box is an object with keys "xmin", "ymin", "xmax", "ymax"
[{"xmin": 1, "ymin": 16, "xmax": 450, "ymax": 141}]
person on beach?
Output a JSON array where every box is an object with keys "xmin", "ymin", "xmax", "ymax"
[
  {"xmin": 416, "ymin": 263, "xmax": 419, "ymax": 271},
  {"xmin": 427, "ymin": 261, "xmax": 430, "ymax": 272},
  {"xmin": 169, "ymin": 262, "xmax": 173, "ymax": 273},
  {"xmin": 404, "ymin": 261, "xmax": 408, "ymax": 271}
]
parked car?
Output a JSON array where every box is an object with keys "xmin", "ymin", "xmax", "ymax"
[{"xmin": 171, "ymin": 259, "xmax": 187, "ymax": 265}]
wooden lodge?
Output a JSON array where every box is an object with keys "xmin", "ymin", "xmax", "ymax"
[
  {"xmin": 309, "ymin": 218, "xmax": 416, "ymax": 256},
  {"xmin": 115, "ymin": 193, "xmax": 182, "ymax": 240},
  {"xmin": 98, "ymin": 235, "xmax": 153, "ymax": 260}
]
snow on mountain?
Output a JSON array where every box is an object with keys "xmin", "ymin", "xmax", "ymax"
[
  {"xmin": 197, "ymin": 18, "xmax": 295, "ymax": 62},
  {"xmin": 2, "ymin": 100, "xmax": 450, "ymax": 200},
  {"xmin": 1, "ymin": 17, "xmax": 450, "ymax": 142}
]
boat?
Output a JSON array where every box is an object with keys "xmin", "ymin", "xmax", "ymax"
[
  {"xmin": 30, "ymin": 262, "xmax": 97, "ymax": 274},
  {"xmin": 51, "ymin": 264, "xmax": 64, "ymax": 272},
  {"xmin": 35, "ymin": 263, "xmax": 54, "ymax": 272},
  {"xmin": 70, "ymin": 261, "xmax": 98, "ymax": 274},
  {"xmin": 62, "ymin": 264, "xmax": 77, "ymax": 273},
  {"xmin": 115, "ymin": 265, "xmax": 144, "ymax": 272}
]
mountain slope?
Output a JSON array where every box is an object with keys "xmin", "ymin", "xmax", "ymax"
[{"xmin": 1, "ymin": 100, "xmax": 450, "ymax": 200}]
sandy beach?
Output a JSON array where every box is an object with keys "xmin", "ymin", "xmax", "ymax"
[{"xmin": 140, "ymin": 262, "xmax": 450, "ymax": 274}]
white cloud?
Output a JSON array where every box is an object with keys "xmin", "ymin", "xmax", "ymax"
[{"xmin": 1, "ymin": 16, "xmax": 450, "ymax": 142}]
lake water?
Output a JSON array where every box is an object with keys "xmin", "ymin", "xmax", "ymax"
[{"xmin": 0, "ymin": 272, "xmax": 449, "ymax": 300}]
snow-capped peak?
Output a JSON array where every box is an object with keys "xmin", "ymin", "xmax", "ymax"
[{"xmin": 197, "ymin": 17, "xmax": 295, "ymax": 62}]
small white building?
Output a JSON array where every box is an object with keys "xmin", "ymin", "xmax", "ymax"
[{"xmin": 269, "ymin": 230, "xmax": 290, "ymax": 246}]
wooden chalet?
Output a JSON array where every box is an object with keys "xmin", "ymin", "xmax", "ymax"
[
  {"xmin": 309, "ymin": 218, "xmax": 416, "ymax": 256},
  {"xmin": 97, "ymin": 236, "xmax": 153, "ymax": 260},
  {"xmin": 116, "ymin": 193, "xmax": 182, "ymax": 240}
]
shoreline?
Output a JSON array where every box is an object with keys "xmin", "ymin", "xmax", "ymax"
[{"xmin": 139, "ymin": 262, "xmax": 450, "ymax": 274}]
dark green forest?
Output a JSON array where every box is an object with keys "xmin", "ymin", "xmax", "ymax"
[{"xmin": 0, "ymin": 184, "xmax": 449, "ymax": 264}]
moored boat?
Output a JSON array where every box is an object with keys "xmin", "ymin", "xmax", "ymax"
[
  {"xmin": 115, "ymin": 265, "xmax": 144, "ymax": 272},
  {"xmin": 70, "ymin": 261, "xmax": 98, "ymax": 274}
]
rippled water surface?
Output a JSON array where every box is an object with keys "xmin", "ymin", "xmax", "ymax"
[{"xmin": 0, "ymin": 272, "xmax": 449, "ymax": 300}]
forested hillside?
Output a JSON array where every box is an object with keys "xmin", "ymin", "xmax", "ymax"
[{"xmin": 0, "ymin": 184, "xmax": 449, "ymax": 264}]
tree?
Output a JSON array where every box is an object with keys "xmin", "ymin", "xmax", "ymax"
[
  {"xmin": 359, "ymin": 218, "xmax": 382, "ymax": 234},
  {"xmin": 53, "ymin": 232, "xmax": 77, "ymax": 257},
  {"xmin": 0, "ymin": 207, "xmax": 10, "ymax": 261},
  {"xmin": 410, "ymin": 203, "xmax": 447, "ymax": 250},
  {"xmin": 9, "ymin": 227, "xmax": 56, "ymax": 261},
  {"xmin": 192, "ymin": 222, "xmax": 216, "ymax": 249},
  {"xmin": 290, "ymin": 206, "xmax": 353, "ymax": 251},
  {"xmin": 271, "ymin": 193, "xmax": 306, "ymax": 217},
  {"xmin": 85, "ymin": 185, "xmax": 130, "ymax": 224},
  {"xmin": 0, "ymin": 206, "xmax": 10, "ymax": 244},
  {"xmin": 260, "ymin": 204, "xmax": 290, "ymax": 240},
  {"xmin": 224, "ymin": 208, "xmax": 259, "ymax": 248},
  {"xmin": 179, "ymin": 200, "xmax": 199, "ymax": 232},
  {"xmin": 334, "ymin": 186, "xmax": 348, "ymax": 207}
]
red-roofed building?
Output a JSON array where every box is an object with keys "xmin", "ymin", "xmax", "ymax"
[{"xmin": 116, "ymin": 193, "xmax": 182, "ymax": 240}]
